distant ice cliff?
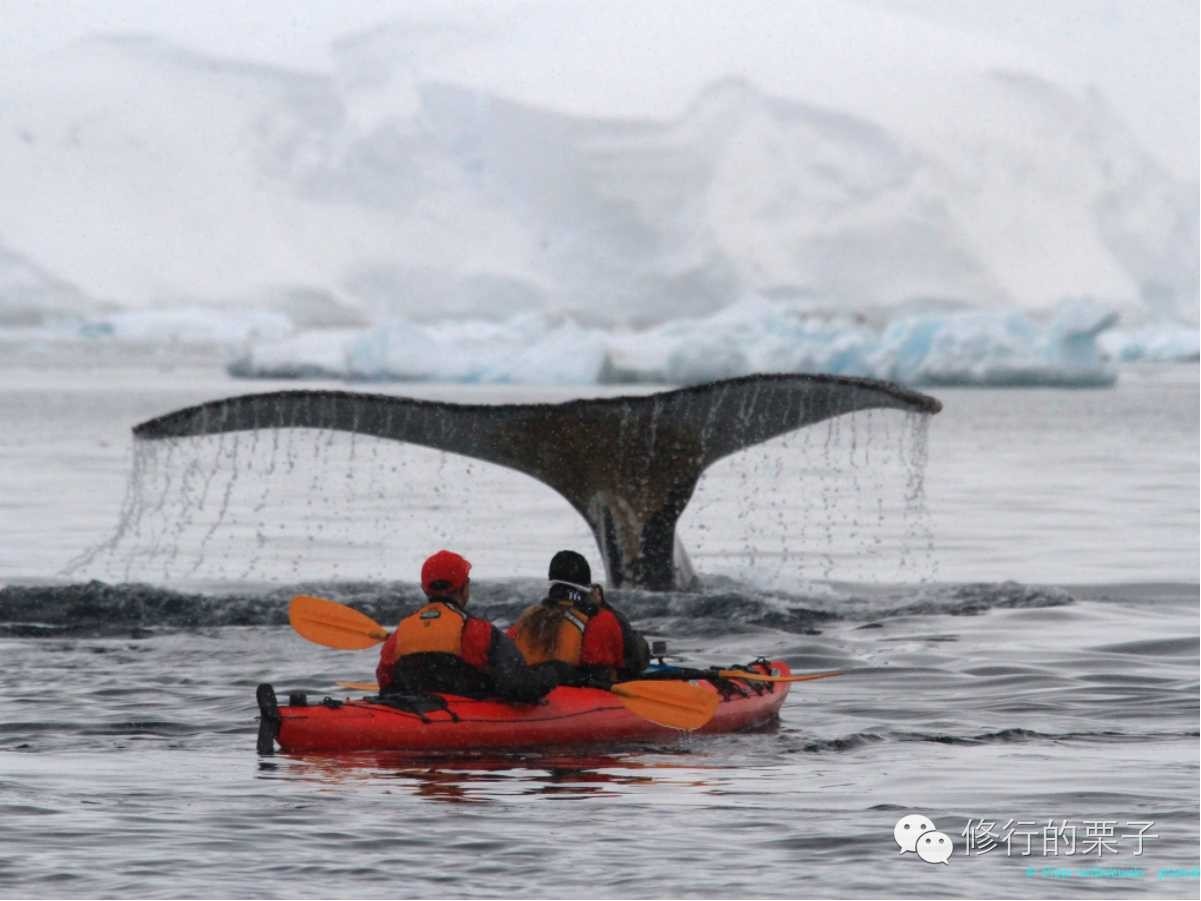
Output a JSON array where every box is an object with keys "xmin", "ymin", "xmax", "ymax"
[{"xmin": 220, "ymin": 298, "xmax": 1198, "ymax": 388}]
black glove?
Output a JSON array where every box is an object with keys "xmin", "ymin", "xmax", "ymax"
[
  {"xmin": 578, "ymin": 666, "xmax": 615, "ymax": 691},
  {"xmin": 532, "ymin": 659, "xmax": 580, "ymax": 686}
]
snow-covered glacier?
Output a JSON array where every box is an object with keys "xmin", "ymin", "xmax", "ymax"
[{"xmin": 0, "ymin": 17, "xmax": 1196, "ymax": 386}]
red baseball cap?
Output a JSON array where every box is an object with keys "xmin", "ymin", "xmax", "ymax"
[{"xmin": 421, "ymin": 549, "xmax": 471, "ymax": 593}]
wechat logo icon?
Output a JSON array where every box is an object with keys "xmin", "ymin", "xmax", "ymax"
[{"xmin": 894, "ymin": 813, "xmax": 954, "ymax": 865}]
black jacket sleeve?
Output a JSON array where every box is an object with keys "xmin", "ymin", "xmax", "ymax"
[
  {"xmin": 530, "ymin": 659, "xmax": 615, "ymax": 689},
  {"xmin": 485, "ymin": 625, "xmax": 559, "ymax": 702}
]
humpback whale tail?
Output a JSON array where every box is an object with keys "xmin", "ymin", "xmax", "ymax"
[{"xmin": 134, "ymin": 373, "xmax": 941, "ymax": 590}]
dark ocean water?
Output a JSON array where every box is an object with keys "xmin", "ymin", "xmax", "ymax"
[
  {"xmin": 1, "ymin": 579, "xmax": 1196, "ymax": 899},
  {"xmin": 0, "ymin": 350, "xmax": 1197, "ymax": 898}
]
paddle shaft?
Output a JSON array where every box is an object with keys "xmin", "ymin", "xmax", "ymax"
[
  {"xmin": 643, "ymin": 666, "xmax": 843, "ymax": 684},
  {"xmin": 338, "ymin": 669, "xmax": 840, "ymax": 692}
]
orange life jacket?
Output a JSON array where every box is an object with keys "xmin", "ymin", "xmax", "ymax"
[
  {"xmin": 385, "ymin": 601, "xmax": 467, "ymax": 665},
  {"xmin": 510, "ymin": 602, "xmax": 591, "ymax": 665}
]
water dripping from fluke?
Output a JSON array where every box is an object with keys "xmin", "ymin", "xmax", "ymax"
[{"xmin": 75, "ymin": 374, "xmax": 941, "ymax": 591}]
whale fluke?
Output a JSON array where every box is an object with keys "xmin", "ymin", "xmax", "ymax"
[{"xmin": 134, "ymin": 373, "xmax": 941, "ymax": 590}]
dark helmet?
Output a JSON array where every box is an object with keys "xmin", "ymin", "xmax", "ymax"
[{"xmin": 547, "ymin": 549, "xmax": 591, "ymax": 588}]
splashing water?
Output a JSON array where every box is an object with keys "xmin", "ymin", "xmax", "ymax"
[
  {"xmin": 679, "ymin": 408, "xmax": 935, "ymax": 587},
  {"xmin": 901, "ymin": 411, "xmax": 937, "ymax": 582}
]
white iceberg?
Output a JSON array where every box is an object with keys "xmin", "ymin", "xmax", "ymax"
[{"xmin": 227, "ymin": 298, "xmax": 1128, "ymax": 388}]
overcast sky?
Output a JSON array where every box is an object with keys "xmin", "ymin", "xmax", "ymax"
[{"xmin": 2, "ymin": 0, "xmax": 1196, "ymax": 178}]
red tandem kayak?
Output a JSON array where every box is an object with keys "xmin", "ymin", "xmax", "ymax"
[{"xmin": 258, "ymin": 660, "xmax": 792, "ymax": 753}]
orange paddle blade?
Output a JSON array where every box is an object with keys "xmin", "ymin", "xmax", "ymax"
[
  {"xmin": 337, "ymin": 680, "xmax": 380, "ymax": 692},
  {"xmin": 717, "ymin": 669, "xmax": 842, "ymax": 684},
  {"xmin": 289, "ymin": 595, "xmax": 390, "ymax": 650},
  {"xmin": 610, "ymin": 680, "xmax": 719, "ymax": 731}
]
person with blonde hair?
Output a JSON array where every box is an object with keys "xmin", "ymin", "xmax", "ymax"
[{"xmin": 508, "ymin": 550, "xmax": 649, "ymax": 685}]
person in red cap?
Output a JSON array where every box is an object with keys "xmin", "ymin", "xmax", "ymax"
[{"xmin": 375, "ymin": 550, "xmax": 556, "ymax": 702}]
